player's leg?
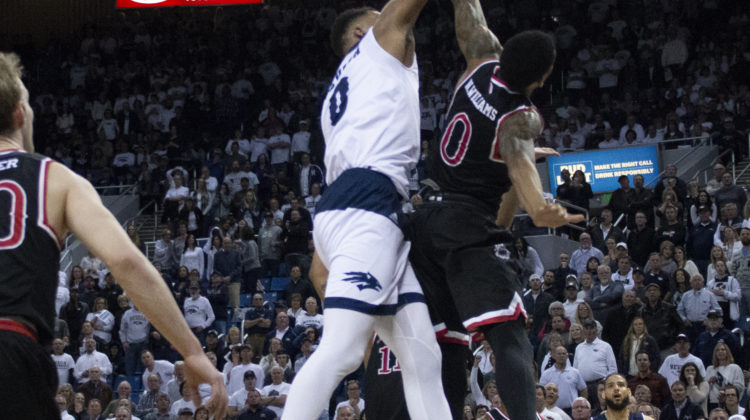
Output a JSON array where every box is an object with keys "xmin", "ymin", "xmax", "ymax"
[
  {"xmin": 281, "ymin": 308, "xmax": 374, "ymax": 420},
  {"xmin": 373, "ymin": 261, "xmax": 451, "ymax": 420},
  {"xmin": 440, "ymin": 341, "xmax": 471, "ymax": 418},
  {"xmin": 483, "ymin": 318, "xmax": 537, "ymax": 420},
  {"xmin": 0, "ymin": 331, "xmax": 58, "ymax": 420}
]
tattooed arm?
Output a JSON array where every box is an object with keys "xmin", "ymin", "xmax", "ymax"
[
  {"xmin": 452, "ymin": 0, "xmax": 502, "ymax": 72},
  {"xmin": 499, "ymin": 111, "xmax": 584, "ymax": 228}
]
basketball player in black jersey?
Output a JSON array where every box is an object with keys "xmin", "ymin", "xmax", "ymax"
[
  {"xmin": 0, "ymin": 53, "xmax": 226, "ymax": 419},
  {"xmin": 405, "ymin": 1, "xmax": 584, "ymax": 419},
  {"xmin": 594, "ymin": 374, "xmax": 654, "ymax": 420}
]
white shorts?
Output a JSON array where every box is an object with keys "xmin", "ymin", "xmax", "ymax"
[{"xmin": 313, "ymin": 208, "xmax": 424, "ymax": 315}]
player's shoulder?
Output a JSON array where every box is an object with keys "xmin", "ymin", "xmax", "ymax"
[{"xmin": 497, "ymin": 105, "xmax": 543, "ymax": 137}]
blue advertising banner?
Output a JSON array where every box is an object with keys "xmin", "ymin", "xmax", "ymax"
[{"xmin": 547, "ymin": 145, "xmax": 660, "ymax": 195}]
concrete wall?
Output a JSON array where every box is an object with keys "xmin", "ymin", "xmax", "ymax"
[{"xmin": 526, "ymin": 234, "xmax": 581, "ymax": 270}]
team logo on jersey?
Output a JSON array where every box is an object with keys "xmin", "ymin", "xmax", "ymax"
[
  {"xmin": 493, "ymin": 243, "xmax": 510, "ymax": 261},
  {"xmin": 343, "ymin": 272, "xmax": 382, "ymax": 292}
]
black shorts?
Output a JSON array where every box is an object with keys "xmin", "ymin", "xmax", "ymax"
[
  {"xmin": 0, "ymin": 330, "xmax": 58, "ymax": 420},
  {"xmin": 407, "ymin": 196, "xmax": 526, "ymax": 340}
]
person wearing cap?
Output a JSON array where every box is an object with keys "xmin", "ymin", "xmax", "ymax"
[
  {"xmin": 562, "ymin": 277, "xmax": 583, "ymax": 322},
  {"xmin": 539, "ymin": 346, "xmax": 587, "ymax": 413},
  {"xmin": 694, "ymin": 310, "xmax": 740, "ymax": 368},
  {"xmin": 677, "ymin": 274, "xmax": 722, "ymax": 344},
  {"xmin": 658, "ymin": 334, "xmax": 706, "ymax": 386},
  {"xmin": 588, "ymin": 209, "xmax": 624, "ymax": 255},
  {"xmin": 523, "ymin": 273, "xmax": 557, "ymax": 341},
  {"xmin": 228, "ymin": 345, "xmax": 265, "ymax": 395},
  {"xmin": 688, "ymin": 204, "xmax": 718, "ymax": 277},
  {"xmin": 571, "ymin": 233, "xmax": 605, "ymax": 276},
  {"xmin": 228, "ymin": 370, "xmax": 262, "ymax": 418},
  {"xmin": 573, "ymin": 318, "xmax": 616, "ymax": 400},
  {"xmin": 554, "ymin": 254, "xmax": 577, "ymax": 301},
  {"xmin": 203, "ymin": 330, "xmax": 226, "ymax": 371},
  {"xmin": 238, "ymin": 389, "xmax": 277, "ymax": 420},
  {"xmin": 627, "ymin": 211, "xmax": 657, "ymax": 268}
]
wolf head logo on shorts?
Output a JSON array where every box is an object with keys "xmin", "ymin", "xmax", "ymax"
[{"xmin": 343, "ymin": 272, "xmax": 382, "ymax": 291}]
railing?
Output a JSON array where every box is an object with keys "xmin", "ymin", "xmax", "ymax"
[
  {"xmin": 691, "ymin": 149, "xmax": 735, "ymax": 186},
  {"xmin": 512, "ymin": 199, "xmax": 589, "ymax": 236},
  {"xmin": 644, "ymin": 136, "xmax": 713, "ymax": 189}
]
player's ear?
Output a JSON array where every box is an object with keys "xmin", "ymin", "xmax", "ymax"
[{"xmin": 12, "ymin": 100, "xmax": 24, "ymax": 131}]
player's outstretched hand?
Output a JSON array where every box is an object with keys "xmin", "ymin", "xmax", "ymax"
[
  {"xmin": 183, "ymin": 353, "xmax": 228, "ymax": 419},
  {"xmin": 531, "ymin": 203, "xmax": 585, "ymax": 228},
  {"xmin": 533, "ymin": 147, "xmax": 560, "ymax": 160}
]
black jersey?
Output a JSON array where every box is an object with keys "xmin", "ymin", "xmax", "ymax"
[
  {"xmin": 363, "ymin": 336, "xmax": 408, "ymax": 420},
  {"xmin": 0, "ymin": 149, "xmax": 61, "ymax": 345},
  {"xmin": 430, "ymin": 60, "xmax": 541, "ymax": 209}
]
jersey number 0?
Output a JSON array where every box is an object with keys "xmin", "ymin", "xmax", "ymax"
[{"xmin": 0, "ymin": 180, "xmax": 27, "ymax": 250}]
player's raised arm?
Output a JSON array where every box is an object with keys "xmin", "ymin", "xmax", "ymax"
[
  {"xmin": 499, "ymin": 111, "xmax": 584, "ymax": 228},
  {"xmin": 49, "ymin": 163, "xmax": 228, "ymax": 419},
  {"xmin": 451, "ymin": 0, "xmax": 502, "ymax": 69},
  {"xmin": 372, "ymin": 0, "xmax": 428, "ymax": 65}
]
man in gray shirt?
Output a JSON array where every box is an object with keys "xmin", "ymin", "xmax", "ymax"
[{"xmin": 732, "ymin": 227, "xmax": 750, "ymax": 319}]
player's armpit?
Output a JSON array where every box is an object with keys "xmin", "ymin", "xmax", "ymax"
[
  {"xmin": 451, "ymin": 0, "xmax": 501, "ymax": 65},
  {"xmin": 373, "ymin": 0, "xmax": 428, "ymax": 63}
]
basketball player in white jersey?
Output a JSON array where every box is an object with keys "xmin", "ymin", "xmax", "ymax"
[{"xmin": 281, "ymin": 2, "xmax": 451, "ymax": 420}]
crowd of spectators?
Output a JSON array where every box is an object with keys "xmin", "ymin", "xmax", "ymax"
[{"xmin": 15, "ymin": 0, "xmax": 749, "ymax": 418}]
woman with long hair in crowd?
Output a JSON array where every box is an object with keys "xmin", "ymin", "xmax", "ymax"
[
  {"xmin": 601, "ymin": 237, "xmax": 619, "ymax": 267},
  {"xmin": 85, "ymin": 296, "xmax": 115, "ymax": 347},
  {"xmin": 656, "ymin": 189, "xmax": 683, "ymax": 223},
  {"xmin": 203, "ymin": 233, "xmax": 223, "ymax": 280},
  {"xmin": 180, "ymin": 233, "xmax": 205, "ymax": 279},
  {"xmin": 620, "ymin": 316, "xmax": 660, "ymax": 375},
  {"xmin": 706, "ymin": 260, "xmax": 741, "ymax": 328},
  {"xmin": 510, "ymin": 236, "xmax": 544, "ymax": 283},
  {"xmin": 578, "ymin": 272, "xmax": 594, "ymax": 301},
  {"xmin": 707, "ymin": 246, "xmax": 727, "ymax": 284},
  {"xmin": 574, "ymin": 302, "xmax": 602, "ymax": 336},
  {"xmin": 674, "ymin": 246, "xmax": 699, "ymax": 279},
  {"xmin": 690, "ymin": 190, "xmax": 717, "ymax": 225},
  {"xmin": 670, "ymin": 269, "xmax": 691, "ymax": 307},
  {"xmin": 126, "ymin": 222, "xmax": 143, "ymax": 252},
  {"xmin": 706, "ymin": 342, "xmax": 745, "ymax": 413},
  {"xmin": 717, "ymin": 226, "xmax": 741, "ymax": 269},
  {"xmin": 680, "ymin": 362, "xmax": 709, "ymax": 415},
  {"xmin": 216, "ymin": 183, "xmax": 233, "ymax": 220},
  {"xmin": 68, "ymin": 265, "xmax": 85, "ymax": 289},
  {"xmin": 537, "ymin": 302, "xmax": 571, "ymax": 341},
  {"xmin": 586, "ymin": 257, "xmax": 601, "ymax": 283},
  {"xmin": 71, "ymin": 392, "xmax": 86, "ymax": 419},
  {"xmin": 56, "ymin": 384, "xmax": 74, "ymax": 412},
  {"xmin": 567, "ymin": 323, "xmax": 585, "ymax": 360},
  {"xmin": 645, "ymin": 240, "xmax": 678, "ymax": 279}
]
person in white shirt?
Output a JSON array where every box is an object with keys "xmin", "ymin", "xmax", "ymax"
[
  {"xmin": 56, "ymin": 393, "xmax": 75, "ymax": 420},
  {"xmin": 228, "ymin": 345, "xmax": 265, "ymax": 395},
  {"xmin": 180, "ymin": 235, "xmax": 205, "ymax": 279},
  {"xmin": 248, "ymin": 127, "xmax": 269, "ymax": 164},
  {"xmin": 543, "ymin": 383, "xmax": 572, "ymax": 420},
  {"xmin": 573, "ymin": 319, "xmax": 617, "ymax": 398},
  {"xmin": 304, "ymin": 183, "xmax": 323, "ymax": 218},
  {"xmin": 224, "ymin": 129, "xmax": 252, "ymax": 158},
  {"xmin": 169, "ymin": 382, "xmax": 197, "ymax": 416},
  {"xmin": 618, "ymin": 114, "xmax": 646, "ymax": 144},
  {"xmin": 536, "ymin": 385, "xmax": 562, "ymax": 420},
  {"xmin": 291, "ymin": 120, "xmax": 311, "ymax": 163},
  {"xmin": 228, "ymin": 370, "xmax": 262, "ymax": 418},
  {"xmin": 141, "ymin": 350, "xmax": 174, "ymax": 394},
  {"xmin": 183, "ymin": 281, "xmax": 215, "ymax": 343},
  {"xmin": 85, "ymin": 297, "xmax": 116, "ymax": 344},
  {"xmin": 51, "ymin": 338, "xmax": 75, "ymax": 386},
  {"xmin": 75, "ymin": 338, "xmax": 113, "ymax": 383},
  {"xmin": 267, "ymin": 126, "xmax": 291, "ymax": 173},
  {"xmin": 562, "ymin": 279, "xmax": 583, "ymax": 321},
  {"xmin": 334, "ymin": 380, "xmax": 365, "ymax": 420},
  {"xmin": 119, "ymin": 306, "xmax": 150, "ymax": 377},
  {"xmin": 598, "ymin": 127, "xmax": 622, "ymax": 149},
  {"xmin": 658, "ymin": 334, "xmax": 706, "ymax": 386},
  {"xmin": 295, "ymin": 297, "xmax": 324, "ymax": 331},
  {"xmin": 260, "ymin": 366, "xmax": 291, "ymax": 418},
  {"xmin": 540, "ymin": 346, "xmax": 587, "ymax": 411}
]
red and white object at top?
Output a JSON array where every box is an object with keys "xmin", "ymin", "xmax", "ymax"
[{"xmin": 116, "ymin": 0, "xmax": 262, "ymax": 8}]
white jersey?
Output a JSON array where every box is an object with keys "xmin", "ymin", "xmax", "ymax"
[{"xmin": 320, "ymin": 29, "xmax": 420, "ymax": 199}]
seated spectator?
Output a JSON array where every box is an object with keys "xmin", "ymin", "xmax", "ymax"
[
  {"xmin": 78, "ymin": 365, "xmax": 113, "ymax": 408},
  {"xmin": 259, "ymin": 366, "xmax": 291, "ymax": 418},
  {"xmin": 84, "ymin": 398, "xmax": 104, "ymax": 420},
  {"xmin": 134, "ymin": 374, "xmax": 161, "ymax": 418},
  {"xmin": 511, "ymin": 237, "xmax": 544, "ymax": 282},
  {"xmin": 282, "ymin": 265, "xmax": 316, "ymax": 304},
  {"xmin": 334, "ymin": 380, "xmax": 365, "ymax": 420},
  {"xmin": 716, "ymin": 204, "xmax": 744, "ymax": 246},
  {"xmin": 542, "ymin": 382, "xmax": 572, "ymax": 420},
  {"xmin": 75, "ymin": 337, "xmax": 113, "ymax": 384},
  {"xmin": 295, "ymin": 297, "xmax": 324, "ymax": 332},
  {"xmin": 85, "ymin": 296, "xmax": 115, "ymax": 346},
  {"xmin": 694, "ymin": 310, "xmax": 741, "ymax": 368},
  {"xmin": 539, "ymin": 346, "xmax": 587, "ymax": 414},
  {"xmin": 600, "ymin": 238, "xmax": 619, "ymax": 268},
  {"xmin": 228, "ymin": 370, "xmax": 261, "ymax": 419},
  {"xmin": 611, "ymin": 253, "xmax": 635, "ymax": 290},
  {"xmin": 169, "ymin": 383, "xmax": 197, "ymax": 417},
  {"xmin": 228, "ymin": 345, "xmax": 265, "ymax": 395}
]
